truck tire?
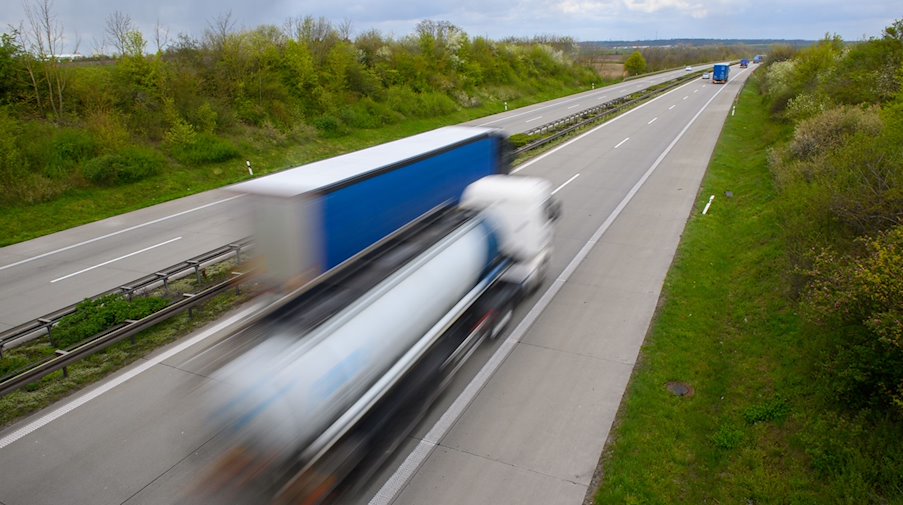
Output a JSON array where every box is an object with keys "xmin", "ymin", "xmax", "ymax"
[
  {"xmin": 490, "ymin": 301, "xmax": 514, "ymax": 339},
  {"xmin": 528, "ymin": 256, "xmax": 550, "ymax": 295}
]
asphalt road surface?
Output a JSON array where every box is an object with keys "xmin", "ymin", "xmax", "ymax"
[
  {"xmin": 0, "ymin": 65, "xmax": 711, "ymax": 333},
  {"xmin": 0, "ymin": 64, "xmax": 753, "ymax": 505}
]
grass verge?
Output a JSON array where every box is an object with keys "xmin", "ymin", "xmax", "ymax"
[
  {"xmin": 0, "ymin": 83, "xmax": 603, "ymax": 247},
  {"xmin": 593, "ymin": 78, "xmax": 903, "ymax": 503}
]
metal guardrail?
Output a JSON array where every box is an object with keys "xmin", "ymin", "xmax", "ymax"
[
  {"xmin": 0, "ymin": 70, "xmax": 707, "ymax": 397},
  {"xmin": 0, "ymin": 271, "xmax": 248, "ymax": 398},
  {"xmin": 0, "ymin": 237, "xmax": 253, "ymax": 357},
  {"xmin": 513, "ymin": 71, "xmax": 703, "ymax": 156}
]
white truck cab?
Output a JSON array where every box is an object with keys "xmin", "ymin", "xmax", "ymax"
[{"xmin": 460, "ymin": 175, "xmax": 560, "ymax": 293}]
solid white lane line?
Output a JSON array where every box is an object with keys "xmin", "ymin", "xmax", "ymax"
[
  {"xmin": 551, "ymin": 174, "xmax": 580, "ymax": 195},
  {"xmin": 50, "ymin": 237, "xmax": 183, "ymax": 283},
  {"xmin": 567, "ymin": 104, "xmax": 580, "ymax": 109},
  {"xmin": 0, "ymin": 304, "xmax": 260, "ymax": 450},
  {"xmin": 0, "ymin": 195, "xmax": 243, "ymax": 272},
  {"xmin": 525, "ymin": 116, "xmax": 543, "ymax": 123},
  {"xmin": 371, "ymin": 68, "xmax": 743, "ymax": 505},
  {"xmin": 669, "ymin": 105, "xmax": 676, "ymax": 110},
  {"xmin": 648, "ymin": 117, "xmax": 658, "ymax": 125},
  {"xmin": 614, "ymin": 137, "xmax": 630, "ymax": 149}
]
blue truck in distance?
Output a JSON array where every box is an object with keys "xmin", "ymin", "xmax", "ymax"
[
  {"xmin": 740, "ymin": 58, "xmax": 749, "ymax": 68},
  {"xmin": 753, "ymin": 55, "xmax": 763, "ymax": 63},
  {"xmin": 713, "ymin": 64, "xmax": 730, "ymax": 84}
]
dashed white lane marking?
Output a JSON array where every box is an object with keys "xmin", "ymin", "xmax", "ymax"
[
  {"xmin": 552, "ymin": 174, "xmax": 580, "ymax": 195},
  {"xmin": 614, "ymin": 137, "xmax": 630, "ymax": 149},
  {"xmin": 648, "ymin": 117, "xmax": 658, "ymax": 125},
  {"xmin": 50, "ymin": 237, "xmax": 183, "ymax": 283},
  {"xmin": 525, "ymin": 116, "xmax": 543, "ymax": 123},
  {"xmin": 669, "ymin": 105, "xmax": 676, "ymax": 110},
  {"xmin": 0, "ymin": 195, "xmax": 243, "ymax": 272}
]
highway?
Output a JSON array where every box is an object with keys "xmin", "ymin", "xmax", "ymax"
[
  {"xmin": 0, "ymin": 64, "xmax": 753, "ymax": 504},
  {"xmin": 0, "ymin": 65, "xmax": 703, "ymax": 333}
]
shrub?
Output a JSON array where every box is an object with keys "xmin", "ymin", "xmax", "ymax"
[
  {"xmin": 802, "ymin": 226, "xmax": 903, "ymax": 413},
  {"xmin": 170, "ymin": 133, "xmax": 239, "ymax": 165},
  {"xmin": 312, "ymin": 114, "xmax": 348, "ymax": 137},
  {"xmin": 82, "ymin": 147, "xmax": 166, "ymax": 185},
  {"xmin": 52, "ymin": 295, "xmax": 169, "ymax": 349},
  {"xmin": 788, "ymin": 106, "xmax": 883, "ymax": 161},
  {"xmin": 45, "ymin": 129, "xmax": 99, "ymax": 178}
]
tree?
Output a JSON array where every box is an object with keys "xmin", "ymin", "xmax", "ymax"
[
  {"xmin": 105, "ymin": 11, "xmax": 134, "ymax": 56},
  {"xmin": 0, "ymin": 30, "xmax": 25, "ymax": 104},
  {"xmin": 624, "ymin": 50, "xmax": 647, "ymax": 76},
  {"xmin": 21, "ymin": 0, "xmax": 68, "ymax": 118}
]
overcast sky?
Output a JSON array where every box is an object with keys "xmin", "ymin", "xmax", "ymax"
[{"xmin": 1, "ymin": 0, "xmax": 900, "ymax": 54}]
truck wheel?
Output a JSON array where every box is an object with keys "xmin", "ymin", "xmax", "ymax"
[
  {"xmin": 528, "ymin": 256, "xmax": 550, "ymax": 295},
  {"xmin": 490, "ymin": 302, "xmax": 514, "ymax": 339}
]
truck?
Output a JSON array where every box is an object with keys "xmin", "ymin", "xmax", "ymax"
[
  {"xmin": 234, "ymin": 126, "xmax": 511, "ymax": 291},
  {"xmin": 712, "ymin": 63, "xmax": 730, "ymax": 84},
  {"xmin": 740, "ymin": 58, "xmax": 749, "ymax": 68},
  {"xmin": 753, "ymin": 55, "xmax": 763, "ymax": 64},
  {"xmin": 192, "ymin": 132, "xmax": 559, "ymax": 504}
]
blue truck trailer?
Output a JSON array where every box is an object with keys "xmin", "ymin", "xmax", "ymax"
[
  {"xmin": 713, "ymin": 64, "xmax": 730, "ymax": 84},
  {"xmin": 232, "ymin": 126, "xmax": 511, "ymax": 289}
]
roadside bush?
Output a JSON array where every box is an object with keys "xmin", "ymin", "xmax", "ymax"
[
  {"xmin": 787, "ymin": 106, "xmax": 883, "ymax": 161},
  {"xmin": 312, "ymin": 114, "xmax": 349, "ymax": 137},
  {"xmin": 801, "ymin": 226, "xmax": 903, "ymax": 414},
  {"xmin": 170, "ymin": 133, "xmax": 240, "ymax": 165},
  {"xmin": 82, "ymin": 147, "xmax": 166, "ymax": 185},
  {"xmin": 52, "ymin": 295, "xmax": 170, "ymax": 349},
  {"xmin": 45, "ymin": 129, "xmax": 99, "ymax": 179}
]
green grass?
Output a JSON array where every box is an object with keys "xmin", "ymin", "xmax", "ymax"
[
  {"xmin": 0, "ymin": 83, "xmax": 602, "ymax": 247},
  {"xmin": 594, "ymin": 78, "xmax": 903, "ymax": 503}
]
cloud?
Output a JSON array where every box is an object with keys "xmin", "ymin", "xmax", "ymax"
[
  {"xmin": 623, "ymin": 0, "xmax": 709, "ymax": 18},
  {"xmin": 556, "ymin": 0, "xmax": 620, "ymax": 16}
]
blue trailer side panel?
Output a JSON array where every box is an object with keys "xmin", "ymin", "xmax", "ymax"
[
  {"xmin": 321, "ymin": 137, "xmax": 500, "ymax": 269},
  {"xmin": 713, "ymin": 64, "xmax": 730, "ymax": 83}
]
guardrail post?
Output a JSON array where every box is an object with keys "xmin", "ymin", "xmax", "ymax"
[
  {"xmin": 39, "ymin": 318, "xmax": 54, "ymax": 346},
  {"xmin": 155, "ymin": 273, "xmax": 169, "ymax": 293},
  {"xmin": 188, "ymin": 260, "xmax": 201, "ymax": 283},
  {"xmin": 230, "ymin": 244, "xmax": 242, "ymax": 264},
  {"xmin": 55, "ymin": 349, "xmax": 69, "ymax": 378},
  {"xmin": 183, "ymin": 293, "xmax": 197, "ymax": 318},
  {"xmin": 124, "ymin": 320, "xmax": 138, "ymax": 344},
  {"xmin": 120, "ymin": 286, "xmax": 134, "ymax": 302}
]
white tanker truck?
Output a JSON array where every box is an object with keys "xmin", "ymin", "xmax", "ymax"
[{"xmin": 193, "ymin": 131, "xmax": 559, "ymax": 504}]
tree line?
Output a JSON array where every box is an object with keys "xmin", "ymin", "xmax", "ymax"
[{"xmin": 0, "ymin": 4, "xmax": 597, "ymax": 206}]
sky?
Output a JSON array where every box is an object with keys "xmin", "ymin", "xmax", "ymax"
[{"xmin": 1, "ymin": 0, "xmax": 900, "ymax": 54}]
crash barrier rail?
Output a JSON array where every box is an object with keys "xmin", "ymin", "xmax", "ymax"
[
  {"xmin": 0, "ymin": 70, "xmax": 708, "ymax": 397},
  {"xmin": 0, "ymin": 237, "xmax": 253, "ymax": 358},
  {"xmin": 0, "ymin": 271, "xmax": 249, "ymax": 398},
  {"xmin": 513, "ymin": 70, "xmax": 704, "ymax": 157}
]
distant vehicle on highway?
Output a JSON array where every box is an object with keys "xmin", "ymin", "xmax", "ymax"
[
  {"xmin": 685, "ymin": 66, "xmax": 692, "ymax": 71},
  {"xmin": 712, "ymin": 64, "xmax": 730, "ymax": 84},
  {"xmin": 753, "ymin": 55, "xmax": 764, "ymax": 63},
  {"xmin": 740, "ymin": 59, "xmax": 749, "ymax": 68},
  {"xmin": 702, "ymin": 73, "xmax": 710, "ymax": 79}
]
